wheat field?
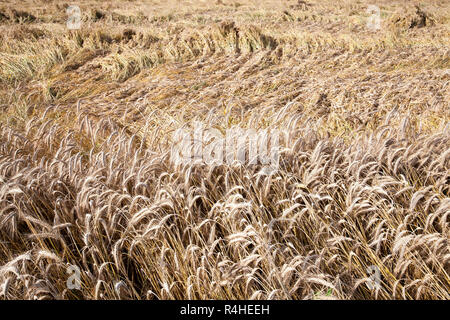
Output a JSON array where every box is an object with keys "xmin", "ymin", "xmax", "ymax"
[{"xmin": 0, "ymin": 0, "xmax": 449, "ymax": 300}]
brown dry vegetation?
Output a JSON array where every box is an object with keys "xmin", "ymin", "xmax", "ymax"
[{"xmin": 0, "ymin": 0, "xmax": 449, "ymax": 300}]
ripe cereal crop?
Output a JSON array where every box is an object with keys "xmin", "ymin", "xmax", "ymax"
[{"xmin": 0, "ymin": 0, "xmax": 449, "ymax": 300}]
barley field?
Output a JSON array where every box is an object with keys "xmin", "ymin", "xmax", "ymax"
[{"xmin": 0, "ymin": 0, "xmax": 449, "ymax": 300}]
